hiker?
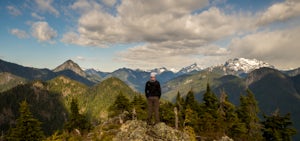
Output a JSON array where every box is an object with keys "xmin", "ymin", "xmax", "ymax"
[{"xmin": 145, "ymin": 72, "xmax": 161, "ymax": 125}]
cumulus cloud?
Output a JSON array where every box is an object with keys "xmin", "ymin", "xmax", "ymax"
[
  {"xmin": 62, "ymin": 0, "xmax": 299, "ymax": 69},
  {"xmin": 31, "ymin": 21, "xmax": 57, "ymax": 42},
  {"xmin": 63, "ymin": 0, "xmax": 253, "ymax": 46},
  {"xmin": 70, "ymin": 0, "xmax": 102, "ymax": 13},
  {"xmin": 35, "ymin": 0, "xmax": 59, "ymax": 16},
  {"xmin": 118, "ymin": 41, "xmax": 229, "ymax": 69},
  {"xmin": 31, "ymin": 12, "xmax": 45, "ymax": 20},
  {"xmin": 102, "ymin": 0, "xmax": 117, "ymax": 7},
  {"xmin": 10, "ymin": 29, "xmax": 29, "ymax": 39},
  {"xmin": 6, "ymin": 5, "xmax": 22, "ymax": 16},
  {"xmin": 229, "ymin": 26, "xmax": 300, "ymax": 69},
  {"xmin": 257, "ymin": 0, "xmax": 300, "ymax": 25}
]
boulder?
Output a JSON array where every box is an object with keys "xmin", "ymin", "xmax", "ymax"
[{"xmin": 114, "ymin": 120, "xmax": 190, "ymax": 141}]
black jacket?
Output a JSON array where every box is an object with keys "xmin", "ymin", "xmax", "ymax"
[{"xmin": 145, "ymin": 80, "xmax": 161, "ymax": 98}]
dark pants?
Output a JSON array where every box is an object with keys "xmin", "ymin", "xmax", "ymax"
[{"xmin": 147, "ymin": 96, "xmax": 160, "ymax": 123}]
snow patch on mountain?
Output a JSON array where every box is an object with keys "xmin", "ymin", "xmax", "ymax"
[
  {"xmin": 178, "ymin": 63, "xmax": 203, "ymax": 74},
  {"xmin": 224, "ymin": 58, "xmax": 274, "ymax": 73},
  {"xmin": 148, "ymin": 67, "xmax": 169, "ymax": 74}
]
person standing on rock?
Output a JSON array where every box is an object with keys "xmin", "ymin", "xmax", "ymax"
[{"xmin": 145, "ymin": 72, "xmax": 161, "ymax": 125}]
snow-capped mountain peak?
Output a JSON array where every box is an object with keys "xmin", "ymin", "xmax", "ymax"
[
  {"xmin": 149, "ymin": 67, "xmax": 169, "ymax": 74},
  {"xmin": 178, "ymin": 63, "xmax": 203, "ymax": 74},
  {"xmin": 224, "ymin": 58, "xmax": 274, "ymax": 73}
]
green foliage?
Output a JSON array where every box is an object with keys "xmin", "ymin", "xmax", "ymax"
[
  {"xmin": 2, "ymin": 69, "xmax": 300, "ymax": 140},
  {"xmin": 86, "ymin": 77, "xmax": 138, "ymax": 120},
  {"xmin": 175, "ymin": 91, "xmax": 185, "ymax": 109},
  {"xmin": 229, "ymin": 120, "xmax": 248, "ymax": 140},
  {"xmin": 184, "ymin": 106, "xmax": 197, "ymax": 127},
  {"xmin": 262, "ymin": 111, "xmax": 297, "ymax": 141},
  {"xmin": 198, "ymin": 83, "xmax": 222, "ymax": 139},
  {"xmin": 160, "ymin": 101, "xmax": 175, "ymax": 126},
  {"xmin": 99, "ymin": 122, "xmax": 121, "ymax": 141},
  {"xmin": 163, "ymin": 70, "xmax": 225, "ymax": 102},
  {"xmin": 219, "ymin": 90, "xmax": 247, "ymax": 140},
  {"xmin": 0, "ymin": 82, "xmax": 67, "ymax": 135},
  {"xmin": 6, "ymin": 100, "xmax": 45, "ymax": 141},
  {"xmin": 109, "ymin": 92, "xmax": 131, "ymax": 117},
  {"xmin": 237, "ymin": 89, "xmax": 263, "ymax": 141},
  {"xmin": 184, "ymin": 126, "xmax": 196, "ymax": 141},
  {"xmin": 64, "ymin": 98, "xmax": 92, "ymax": 132},
  {"xmin": 0, "ymin": 76, "xmax": 137, "ymax": 137},
  {"xmin": 202, "ymin": 83, "xmax": 219, "ymax": 116},
  {"xmin": 175, "ymin": 92, "xmax": 185, "ymax": 129},
  {"xmin": 183, "ymin": 90, "xmax": 201, "ymax": 133},
  {"xmin": 0, "ymin": 72, "xmax": 27, "ymax": 92},
  {"xmin": 44, "ymin": 131, "xmax": 66, "ymax": 141},
  {"xmin": 184, "ymin": 89, "xmax": 199, "ymax": 112},
  {"xmin": 45, "ymin": 131, "xmax": 83, "ymax": 141},
  {"xmin": 131, "ymin": 95, "xmax": 148, "ymax": 120}
]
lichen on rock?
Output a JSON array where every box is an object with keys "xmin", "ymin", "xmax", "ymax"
[{"xmin": 114, "ymin": 120, "xmax": 190, "ymax": 141}]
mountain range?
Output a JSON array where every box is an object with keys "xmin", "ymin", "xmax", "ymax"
[
  {"xmin": 1, "ymin": 58, "xmax": 300, "ymax": 139},
  {"xmin": 162, "ymin": 66, "xmax": 300, "ymax": 140},
  {"xmin": 2, "ymin": 57, "xmax": 292, "ymax": 92},
  {"xmin": 0, "ymin": 75, "xmax": 138, "ymax": 135}
]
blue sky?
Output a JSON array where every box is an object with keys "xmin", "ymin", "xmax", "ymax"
[{"xmin": 1, "ymin": 0, "xmax": 299, "ymax": 71}]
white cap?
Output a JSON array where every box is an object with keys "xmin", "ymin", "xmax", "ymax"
[{"xmin": 150, "ymin": 72, "xmax": 156, "ymax": 77}]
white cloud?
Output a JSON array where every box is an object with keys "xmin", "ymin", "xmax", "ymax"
[
  {"xmin": 118, "ymin": 41, "xmax": 229, "ymax": 69},
  {"xmin": 70, "ymin": 0, "xmax": 102, "ymax": 13},
  {"xmin": 35, "ymin": 0, "xmax": 59, "ymax": 16},
  {"xmin": 31, "ymin": 12, "xmax": 45, "ymax": 20},
  {"xmin": 10, "ymin": 29, "xmax": 29, "ymax": 39},
  {"xmin": 102, "ymin": 0, "xmax": 117, "ymax": 7},
  {"xmin": 62, "ymin": 0, "xmax": 299, "ymax": 69},
  {"xmin": 31, "ymin": 21, "xmax": 57, "ymax": 42},
  {"xmin": 6, "ymin": 5, "xmax": 22, "ymax": 16},
  {"xmin": 63, "ymin": 0, "xmax": 253, "ymax": 47},
  {"xmin": 258, "ymin": 0, "xmax": 300, "ymax": 25},
  {"xmin": 75, "ymin": 56, "xmax": 86, "ymax": 61},
  {"xmin": 229, "ymin": 26, "xmax": 300, "ymax": 69}
]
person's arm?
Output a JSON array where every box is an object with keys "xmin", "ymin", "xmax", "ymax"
[
  {"xmin": 157, "ymin": 81, "xmax": 161, "ymax": 99},
  {"xmin": 145, "ymin": 81, "xmax": 149, "ymax": 98}
]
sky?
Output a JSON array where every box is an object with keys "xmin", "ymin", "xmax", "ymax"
[{"xmin": 1, "ymin": 0, "xmax": 300, "ymax": 72}]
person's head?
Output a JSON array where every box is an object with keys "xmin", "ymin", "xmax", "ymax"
[{"xmin": 150, "ymin": 72, "xmax": 156, "ymax": 81}]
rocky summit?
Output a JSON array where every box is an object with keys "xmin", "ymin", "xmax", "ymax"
[
  {"xmin": 114, "ymin": 120, "xmax": 190, "ymax": 141},
  {"xmin": 53, "ymin": 60, "xmax": 87, "ymax": 77}
]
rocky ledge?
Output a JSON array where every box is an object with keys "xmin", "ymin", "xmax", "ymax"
[{"xmin": 113, "ymin": 120, "xmax": 190, "ymax": 141}]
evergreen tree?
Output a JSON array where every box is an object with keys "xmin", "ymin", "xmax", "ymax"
[
  {"xmin": 198, "ymin": 83, "xmax": 221, "ymax": 139},
  {"xmin": 237, "ymin": 89, "xmax": 263, "ymax": 141},
  {"xmin": 184, "ymin": 105, "xmax": 198, "ymax": 141},
  {"xmin": 202, "ymin": 83, "xmax": 219, "ymax": 116},
  {"xmin": 184, "ymin": 126, "xmax": 197, "ymax": 141},
  {"xmin": 175, "ymin": 91, "xmax": 185, "ymax": 129},
  {"xmin": 6, "ymin": 100, "xmax": 45, "ymax": 141},
  {"xmin": 262, "ymin": 110, "xmax": 296, "ymax": 141},
  {"xmin": 184, "ymin": 105, "xmax": 197, "ymax": 127},
  {"xmin": 65, "ymin": 98, "xmax": 91, "ymax": 132},
  {"xmin": 176, "ymin": 91, "xmax": 184, "ymax": 109},
  {"xmin": 109, "ymin": 92, "xmax": 131, "ymax": 117},
  {"xmin": 160, "ymin": 102, "xmax": 175, "ymax": 126},
  {"xmin": 184, "ymin": 89, "xmax": 199, "ymax": 112},
  {"xmin": 219, "ymin": 90, "xmax": 247, "ymax": 139},
  {"xmin": 184, "ymin": 89, "xmax": 201, "ymax": 133},
  {"xmin": 131, "ymin": 95, "xmax": 147, "ymax": 120}
]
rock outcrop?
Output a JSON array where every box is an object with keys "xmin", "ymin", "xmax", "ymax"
[{"xmin": 114, "ymin": 120, "xmax": 190, "ymax": 141}]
